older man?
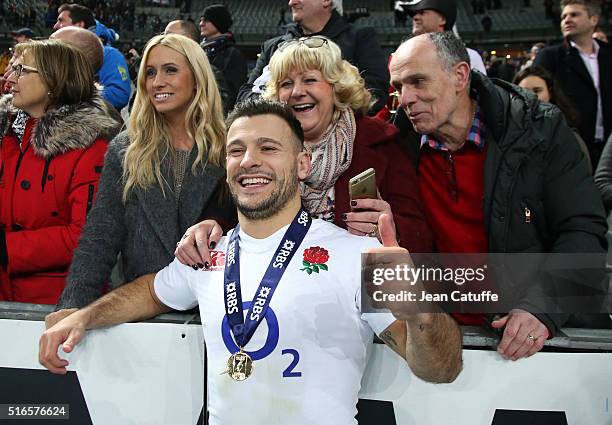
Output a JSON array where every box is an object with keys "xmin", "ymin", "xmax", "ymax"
[
  {"xmin": 390, "ymin": 32, "xmax": 608, "ymax": 360},
  {"xmin": 236, "ymin": 0, "xmax": 388, "ymax": 114},
  {"xmin": 50, "ymin": 26, "xmax": 104, "ymax": 74}
]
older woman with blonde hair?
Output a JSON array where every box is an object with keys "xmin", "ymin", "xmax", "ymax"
[
  {"xmin": 176, "ymin": 36, "xmax": 433, "ymax": 266},
  {"xmin": 48, "ymin": 34, "xmax": 235, "ymax": 322},
  {"xmin": 0, "ymin": 39, "xmax": 122, "ymax": 304}
]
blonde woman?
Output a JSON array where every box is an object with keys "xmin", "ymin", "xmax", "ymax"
[
  {"xmin": 176, "ymin": 36, "xmax": 433, "ymax": 266},
  {"xmin": 49, "ymin": 34, "xmax": 235, "ymax": 322},
  {"xmin": 0, "ymin": 40, "xmax": 122, "ymax": 304}
]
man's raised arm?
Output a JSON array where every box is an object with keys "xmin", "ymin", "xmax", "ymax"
[
  {"xmin": 367, "ymin": 214, "xmax": 463, "ymax": 383},
  {"xmin": 379, "ymin": 314, "xmax": 462, "ymax": 383}
]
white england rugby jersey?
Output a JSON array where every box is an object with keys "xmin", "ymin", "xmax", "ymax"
[{"xmin": 154, "ymin": 219, "xmax": 396, "ymax": 425}]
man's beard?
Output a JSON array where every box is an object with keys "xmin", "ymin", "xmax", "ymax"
[{"xmin": 231, "ymin": 167, "xmax": 299, "ymax": 221}]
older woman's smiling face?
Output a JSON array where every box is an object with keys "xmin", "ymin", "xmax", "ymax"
[{"xmin": 277, "ymin": 68, "xmax": 334, "ymax": 144}]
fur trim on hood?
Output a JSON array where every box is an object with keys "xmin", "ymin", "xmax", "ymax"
[{"xmin": 0, "ymin": 94, "xmax": 123, "ymax": 159}]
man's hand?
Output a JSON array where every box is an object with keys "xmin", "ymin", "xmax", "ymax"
[
  {"xmin": 174, "ymin": 220, "xmax": 223, "ymax": 269},
  {"xmin": 492, "ymin": 309, "xmax": 550, "ymax": 360},
  {"xmin": 45, "ymin": 309, "xmax": 78, "ymax": 329},
  {"xmin": 363, "ymin": 213, "xmax": 426, "ymax": 321},
  {"xmin": 39, "ymin": 311, "xmax": 89, "ymax": 374}
]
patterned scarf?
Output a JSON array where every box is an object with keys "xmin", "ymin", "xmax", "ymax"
[
  {"xmin": 11, "ymin": 110, "xmax": 28, "ymax": 144},
  {"xmin": 11, "ymin": 105, "xmax": 71, "ymax": 147},
  {"xmin": 301, "ymin": 108, "xmax": 356, "ymax": 220}
]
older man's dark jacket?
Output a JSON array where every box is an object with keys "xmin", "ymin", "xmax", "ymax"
[
  {"xmin": 236, "ymin": 10, "xmax": 389, "ymax": 114},
  {"xmin": 394, "ymin": 71, "xmax": 609, "ymax": 334}
]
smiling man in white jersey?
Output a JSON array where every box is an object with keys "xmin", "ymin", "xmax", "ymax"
[{"xmin": 39, "ymin": 99, "xmax": 462, "ymax": 424}]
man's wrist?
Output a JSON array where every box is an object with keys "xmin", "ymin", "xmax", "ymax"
[{"xmin": 404, "ymin": 313, "xmax": 437, "ymax": 328}]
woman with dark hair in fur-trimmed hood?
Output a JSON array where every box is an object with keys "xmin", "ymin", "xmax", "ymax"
[{"xmin": 0, "ymin": 39, "xmax": 122, "ymax": 304}]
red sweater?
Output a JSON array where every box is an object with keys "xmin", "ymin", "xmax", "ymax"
[
  {"xmin": 419, "ymin": 143, "xmax": 488, "ymax": 325},
  {"xmin": 419, "ymin": 143, "xmax": 487, "ymax": 253}
]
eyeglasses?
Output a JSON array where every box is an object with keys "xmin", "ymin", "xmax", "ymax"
[
  {"xmin": 277, "ymin": 36, "xmax": 329, "ymax": 52},
  {"xmin": 11, "ymin": 64, "xmax": 39, "ymax": 78}
]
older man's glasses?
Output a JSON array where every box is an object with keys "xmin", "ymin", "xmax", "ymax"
[
  {"xmin": 11, "ymin": 64, "xmax": 39, "ymax": 78},
  {"xmin": 277, "ymin": 36, "xmax": 329, "ymax": 52}
]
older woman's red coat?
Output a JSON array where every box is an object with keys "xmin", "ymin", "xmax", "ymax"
[{"xmin": 0, "ymin": 95, "xmax": 122, "ymax": 304}]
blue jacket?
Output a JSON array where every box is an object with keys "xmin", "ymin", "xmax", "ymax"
[{"xmin": 99, "ymin": 45, "xmax": 131, "ymax": 111}]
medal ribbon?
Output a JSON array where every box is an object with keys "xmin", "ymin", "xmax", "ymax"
[{"xmin": 223, "ymin": 208, "xmax": 311, "ymax": 349}]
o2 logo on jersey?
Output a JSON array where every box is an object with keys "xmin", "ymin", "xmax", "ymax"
[{"xmin": 221, "ymin": 302, "xmax": 302, "ymax": 377}]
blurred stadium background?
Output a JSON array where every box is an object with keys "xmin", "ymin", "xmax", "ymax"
[{"xmin": 1, "ymin": 0, "xmax": 611, "ymax": 68}]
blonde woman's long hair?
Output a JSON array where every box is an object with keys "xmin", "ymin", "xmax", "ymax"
[
  {"xmin": 123, "ymin": 33, "xmax": 226, "ymax": 202},
  {"xmin": 263, "ymin": 36, "xmax": 373, "ymax": 121}
]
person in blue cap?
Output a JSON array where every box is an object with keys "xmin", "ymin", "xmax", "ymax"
[{"xmin": 11, "ymin": 28, "xmax": 34, "ymax": 44}]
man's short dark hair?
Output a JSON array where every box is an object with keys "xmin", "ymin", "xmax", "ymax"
[
  {"xmin": 560, "ymin": 0, "xmax": 601, "ymax": 17},
  {"xmin": 426, "ymin": 31, "xmax": 470, "ymax": 72},
  {"xmin": 58, "ymin": 4, "xmax": 96, "ymax": 28},
  {"xmin": 226, "ymin": 99, "xmax": 304, "ymax": 151}
]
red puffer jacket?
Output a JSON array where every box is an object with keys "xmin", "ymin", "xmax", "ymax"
[{"xmin": 0, "ymin": 95, "xmax": 122, "ymax": 304}]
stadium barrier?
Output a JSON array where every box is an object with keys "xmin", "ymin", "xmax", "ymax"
[{"xmin": 0, "ymin": 302, "xmax": 610, "ymax": 424}]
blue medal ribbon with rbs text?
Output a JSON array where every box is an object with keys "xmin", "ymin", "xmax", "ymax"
[{"xmin": 223, "ymin": 208, "xmax": 312, "ymax": 349}]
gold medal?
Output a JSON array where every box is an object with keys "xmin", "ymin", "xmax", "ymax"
[{"xmin": 226, "ymin": 350, "xmax": 253, "ymax": 381}]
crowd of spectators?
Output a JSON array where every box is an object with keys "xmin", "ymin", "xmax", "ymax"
[{"xmin": 1, "ymin": 2, "xmax": 38, "ymax": 28}]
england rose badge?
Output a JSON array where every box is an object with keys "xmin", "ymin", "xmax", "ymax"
[{"xmin": 300, "ymin": 246, "xmax": 329, "ymax": 274}]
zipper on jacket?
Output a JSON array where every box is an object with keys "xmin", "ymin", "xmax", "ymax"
[
  {"xmin": 524, "ymin": 207, "xmax": 531, "ymax": 224},
  {"xmin": 13, "ymin": 149, "xmax": 26, "ymax": 181},
  {"xmin": 521, "ymin": 200, "xmax": 534, "ymax": 224},
  {"xmin": 86, "ymin": 184, "xmax": 94, "ymax": 213},
  {"xmin": 41, "ymin": 158, "xmax": 52, "ymax": 193},
  {"xmin": 499, "ymin": 136, "xmax": 541, "ymax": 252}
]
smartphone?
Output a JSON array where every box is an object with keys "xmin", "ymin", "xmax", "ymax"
[{"xmin": 349, "ymin": 168, "xmax": 377, "ymax": 201}]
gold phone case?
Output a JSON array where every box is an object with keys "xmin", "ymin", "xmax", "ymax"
[{"xmin": 349, "ymin": 168, "xmax": 377, "ymax": 200}]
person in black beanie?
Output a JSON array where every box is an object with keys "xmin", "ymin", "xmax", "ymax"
[{"xmin": 199, "ymin": 4, "xmax": 247, "ymax": 110}]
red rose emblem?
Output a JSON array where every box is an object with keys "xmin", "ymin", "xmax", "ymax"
[
  {"xmin": 301, "ymin": 246, "xmax": 329, "ymax": 275},
  {"xmin": 303, "ymin": 247, "xmax": 329, "ymax": 264},
  {"xmin": 210, "ymin": 251, "xmax": 225, "ymax": 267}
]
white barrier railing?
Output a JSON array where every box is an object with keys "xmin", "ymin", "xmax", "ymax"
[{"xmin": 0, "ymin": 303, "xmax": 611, "ymax": 424}]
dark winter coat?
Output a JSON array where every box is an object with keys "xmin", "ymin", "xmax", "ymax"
[
  {"xmin": 0, "ymin": 94, "xmax": 123, "ymax": 304},
  {"xmin": 534, "ymin": 39, "xmax": 612, "ymax": 151},
  {"xmin": 201, "ymin": 34, "xmax": 247, "ymax": 110}
]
